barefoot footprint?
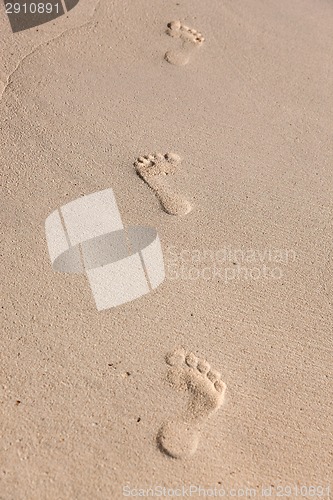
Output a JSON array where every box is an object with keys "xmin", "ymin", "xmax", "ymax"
[
  {"xmin": 165, "ymin": 21, "xmax": 205, "ymax": 66},
  {"xmin": 134, "ymin": 153, "xmax": 192, "ymax": 216},
  {"xmin": 157, "ymin": 347, "xmax": 226, "ymax": 459}
]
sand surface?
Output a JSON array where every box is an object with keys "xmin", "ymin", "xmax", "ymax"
[{"xmin": 1, "ymin": 0, "xmax": 332, "ymax": 498}]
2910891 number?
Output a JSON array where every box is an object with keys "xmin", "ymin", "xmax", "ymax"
[
  {"xmin": 276, "ymin": 485, "xmax": 330, "ymax": 497},
  {"xmin": 5, "ymin": 3, "xmax": 60, "ymax": 14}
]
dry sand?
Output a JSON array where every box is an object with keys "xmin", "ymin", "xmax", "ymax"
[{"xmin": 1, "ymin": 0, "xmax": 332, "ymax": 498}]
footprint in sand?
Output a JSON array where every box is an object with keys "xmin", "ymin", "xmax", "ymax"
[
  {"xmin": 134, "ymin": 153, "xmax": 192, "ymax": 216},
  {"xmin": 157, "ymin": 347, "xmax": 226, "ymax": 459},
  {"xmin": 164, "ymin": 21, "xmax": 205, "ymax": 66}
]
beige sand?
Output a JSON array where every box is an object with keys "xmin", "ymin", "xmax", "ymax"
[
  {"xmin": 1, "ymin": 0, "xmax": 332, "ymax": 498},
  {"xmin": 158, "ymin": 347, "xmax": 226, "ymax": 459},
  {"xmin": 164, "ymin": 20, "xmax": 205, "ymax": 66},
  {"xmin": 135, "ymin": 153, "xmax": 192, "ymax": 215}
]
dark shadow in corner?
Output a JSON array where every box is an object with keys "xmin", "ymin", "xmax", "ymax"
[
  {"xmin": 4, "ymin": 0, "xmax": 81, "ymax": 33},
  {"xmin": 64, "ymin": 0, "xmax": 80, "ymax": 11}
]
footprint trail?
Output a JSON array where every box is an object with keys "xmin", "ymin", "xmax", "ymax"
[
  {"xmin": 165, "ymin": 21, "xmax": 205, "ymax": 66},
  {"xmin": 134, "ymin": 153, "xmax": 192, "ymax": 216},
  {"xmin": 157, "ymin": 347, "xmax": 226, "ymax": 459}
]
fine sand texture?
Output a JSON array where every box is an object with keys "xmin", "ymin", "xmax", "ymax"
[
  {"xmin": 1, "ymin": 0, "xmax": 332, "ymax": 498},
  {"xmin": 135, "ymin": 152, "xmax": 192, "ymax": 215}
]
